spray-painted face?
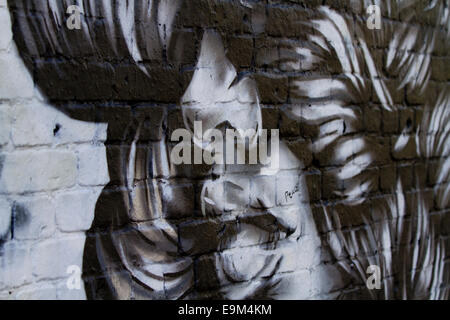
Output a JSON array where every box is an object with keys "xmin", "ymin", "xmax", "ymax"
[{"xmin": 180, "ymin": 30, "xmax": 262, "ymax": 159}]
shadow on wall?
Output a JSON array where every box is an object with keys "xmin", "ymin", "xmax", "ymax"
[{"xmin": 5, "ymin": 0, "xmax": 450, "ymax": 299}]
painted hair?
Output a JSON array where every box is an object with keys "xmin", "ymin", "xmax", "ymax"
[
  {"xmin": 9, "ymin": 0, "xmax": 181, "ymax": 64},
  {"xmin": 285, "ymin": 1, "xmax": 450, "ymax": 299}
]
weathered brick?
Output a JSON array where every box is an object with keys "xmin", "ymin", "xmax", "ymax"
[
  {"xmin": 269, "ymin": 270, "xmax": 312, "ymax": 299},
  {"xmin": 179, "ymin": 218, "xmax": 238, "ymax": 255},
  {"xmin": 0, "ymin": 104, "xmax": 12, "ymax": 146},
  {"xmin": 280, "ymin": 109, "xmax": 301, "ymax": 137},
  {"xmin": 261, "ymin": 107, "xmax": 279, "ymax": 130},
  {"xmin": 305, "ymin": 172, "xmax": 321, "ymax": 202},
  {"xmin": 0, "ymin": 8, "xmax": 12, "ymax": 50},
  {"xmin": 0, "ymin": 150, "xmax": 77, "ymax": 193},
  {"xmin": 55, "ymin": 190, "xmax": 98, "ymax": 232},
  {"xmin": 134, "ymin": 105, "xmax": 165, "ymax": 141},
  {"xmin": 226, "ymin": 36, "xmax": 253, "ymax": 68},
  {"xmin": 431, "ymin": 57, "xmax": 449, "ymax": 82},
  {"xmin": 0, "ymin": 241, "xmax": 32, "ymax": 289},
  {"xmin": 254, "ymin": 74, "xmax": 288, "ymax": 104},
  {"xmin": 161, "ymin": 182, "xmax": 195, "ymax": 219},
  {"xmin": 391, "ymin": 135, "xmax": 417, "ymax": 160},
  {"xmin": 31, "ymin": 235, "xmax": 85, "ymax": 280},
  {"xmin": 56, "ymin": 279, "xmax": 87, "ymax": 300},
  {"xmin": 76, "ymin": 144, "xmax": 109, "ymax": 186},
  {"xmin": 255, "ymin": 37, "xmax": 279, "ymax": 69},
  {"xmin": 266, "ymin": 6, "xmax": 309, "ymax": 38},
  {"xmin": 398, "ymin": 164, "xmax": 414, "ymax": 191},
  {"xmin": 15, "ymin": 283, "xmax": 57, "ymax": 300},
  {"xmin": 310, "ymin": 263, "xmax": 352, "ymax": 296},
  {"xmin": 0, "ymin": 51, "xmax": 34, "ymax": 100},
  {"xmin": 0, "ymin": 198, "xmax": 11, "ymax": 240},
  {"xmin": 12, "ymin": 196, "xmax": 55, "ymax": 240},
  {"xmin": 382, "ymin": 108, "xmax": 399, "ymax": 134}
]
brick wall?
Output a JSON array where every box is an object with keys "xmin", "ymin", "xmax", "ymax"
[
  {"xmin": 0, "ymin": 0, "xmax": 108, "ymax": 299},
  {"xmin": 0, "ymin": 0, "xmax": 449, "ymax": 300}
]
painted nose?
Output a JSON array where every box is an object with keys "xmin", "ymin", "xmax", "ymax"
[{"xmin": 180, "ymin": 30, "xmax": 261, "ymax": 147}]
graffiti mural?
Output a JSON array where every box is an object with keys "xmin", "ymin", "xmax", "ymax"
[{"xmin": 2, "ymin": 0, "xmax": 449, "ymax": 299}]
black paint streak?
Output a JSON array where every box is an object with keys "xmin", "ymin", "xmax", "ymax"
[
  {"xmin": 53, "ymin": 123, "xmax": 61, "ymax": 136},
  {"xmin": 11, "ymin": 203, "xmax": 30, "ymax": 240}
]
